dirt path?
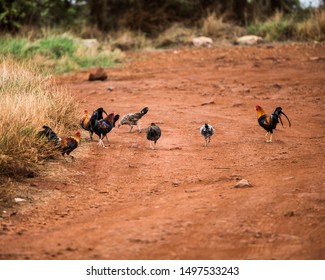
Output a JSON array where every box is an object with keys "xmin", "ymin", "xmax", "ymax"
[{"xmin": 1, "ymin": 43, "xmax": 324, "ymax": 260}]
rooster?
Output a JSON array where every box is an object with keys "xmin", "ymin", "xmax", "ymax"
[
  {"xmin": 91, "ymin": 112, "xmax": 120, "ymax": 148},
  {"xmin": 256, "ymin": 105, "xmax": 291, "ymax": 142},
  {"xmin": 80, "ymin": 109, "xmax": 92, "ymax": 139},
  {"xmin": 146, "ymin": 123, "xmax": 161, "ymax": 149},
  {"xmin": 118, "ymin": 107, "xmax": 149, "ymax": 132},
  {"xmin": 200, "ymin": 123, "xmax": 214, "ymax": 146},
  {"xmin": 80, "ymin": 107, "xmax": 108, "ymax": 140},
  {"xmin": 59, "ymin": 130, "xmax": 81, "ymax": 160},
  {"xmin": 37, "ymin": 125, "xmax": 61, "ymax": 145}
]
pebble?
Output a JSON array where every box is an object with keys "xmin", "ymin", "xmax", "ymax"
[{"xmin": 234, "ymin": 179, "xmax": 254, "ymax": 188}]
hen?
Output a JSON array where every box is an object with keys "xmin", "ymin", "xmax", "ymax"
[
  {"xmin": 146, "ymin": 123, "xmax": 161, "ymax": 149},
  {"xmin": 91, "ymin": 112, "xmax": 120, "ymax": 148},
  {"xmin": 200, "ymin": 123, "xmax": 214, "ymax": 146},
  {"xmin": 59, "ymin": 130, "xmax": 81, "ymax": 160},
  {"xmin": 256, "ymin": 105, "xmax": 291, "ymax": 142},
  {"xmin": 80, "ymin": 107, "xmax": 108, "ymax": 140},
  {"xmin": 37, "ymin": 125, "xmax": 61, "ymax": 145},
  {"xmin": 118, "ymin": 107, "xmax": 149, "ymax": 132}
]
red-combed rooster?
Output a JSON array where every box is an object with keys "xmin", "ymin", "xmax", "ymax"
[
  {"xmin": 91, "ymin": 112, "xmax": 120, "ymax": 148},
  {"xmin": 59, "ymin": 130, "xmax": 81, "ymax": 160},
  {"xmin": 256, "ymin": 105, "xmax": 291, "ymax": 143},
  {"xmin": 80, "ymin": 107, "xmax": 108, "ymax": 140}
]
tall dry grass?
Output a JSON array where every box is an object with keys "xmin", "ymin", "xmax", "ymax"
[
  {"xmin": 295, "ymin": 9, "xmax": 325, "ymax": 41},
  {"xmin": 201, "ymin": 12, "xmax": 245, "ymax": 41},
  {"xmin": 0, "ymin": 58, "xmax": 79, "ymax": 179}
]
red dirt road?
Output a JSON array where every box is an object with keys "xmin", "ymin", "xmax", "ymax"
[{"xmin": 1, "ymin": 43, "xmax": 325, "ymax": 260}]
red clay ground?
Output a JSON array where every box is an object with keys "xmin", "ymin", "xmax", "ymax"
[{"xmin": 0, "ymin": 43, "xmax": 324, "ymax": 260}]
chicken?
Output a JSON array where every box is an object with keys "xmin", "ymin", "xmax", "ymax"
[
  {"xmin": 118, "ymin": 107, "xmax": 149, "ymax": 132},
  {"xmin": 37, "ymin": 125, "xmax": 61, "ymax": 145},
  {"xmin": 256, "ymin": 105, "xmax": 291, "ymax": 143},
  {"xmin": 80, "ymin": 107, "xmax": 108, "ymax": 140},
  {"xmin": 92, "ymin": 107, "xmax": 108, "ymax": 121},
  {"xmin": 91, "ymin": 112, "xmax": 120, "ymax": 148},
  {"xmin": 80, "ymin": 109, "xmax": 92, "ymax": 139},
  {"xmin": 200, "ymin": 123, "xmax": 214, "ymax": 146},
  {"xmin": 59, "ymin": 130, "xmax": 81, "ymax": 160},
  {"xmin": 146, "ymin": 123, "xmax": 161, "ymax": 149}
]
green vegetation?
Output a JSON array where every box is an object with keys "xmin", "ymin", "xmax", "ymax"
[
  {"xmin": 248, "ymin": 9, "xmax": 325, "ymax": 41},
  {"xmin": 0, "ymin": 34, "xmax": 124, "ymax": 73}
]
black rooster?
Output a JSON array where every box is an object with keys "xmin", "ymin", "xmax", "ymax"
[
  {"xmin": 91, "ymin": 112, "xmax": 120, "ymax": 148},
  {"xmin": 256, "ymin": 105, "xmax": 291, "ymax": 142}
]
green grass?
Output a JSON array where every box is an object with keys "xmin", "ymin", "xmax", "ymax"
[
  {"xmin": 247, "ymin": 9, "xmax": 325, "ymax": 42},
  {"xmin": 0, "ymin": 33, "xmax": 124, "ymax": 74}
]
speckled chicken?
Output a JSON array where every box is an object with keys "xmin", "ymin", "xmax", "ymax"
[
  {"xmin": 200, "ymin": 123, "xmax": 214, "ymax": 146},
  {"xmin": 118, "ymin": 107, "xmax": 148, "ymax": 132},
  {"xmin": 146, "ymin": 123, "xmax": 161, "ymax": 149}
]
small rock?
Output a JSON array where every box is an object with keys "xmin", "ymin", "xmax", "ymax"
[
  {"xmin": 192, "ymin": 36, "xmax": 213, "ymax": 48},
  {"xmin": 82, "ymin": 39, "xmax": 99, "ymax": 48},
  {"xmin": 272, "ymin": 83, "xmax": 282, "ymax": 89},
  {"xmin": 89, "ymin": 67, "xmax": 108, "ymax": 81},
  {"xmin": 284, "ymin": 211, "xmax": 295, "ymax": 217},
  {"xmin": 235, "ymin": 35, "xmax": 263, "ymax": 45},
  {"xmin": 234, "ymin": 179, "xmax": 254, "ymax": 188},
  {"xmin": 172, "ymin": 180, "xmax": 181, "ymax": 187},
  {"xmin": 14, "ymin": 198, "xmax": 26, "ymax": 203},
  {"xmin": 107, "ymin": 86, "xmax": 114, "ymax": 91}
]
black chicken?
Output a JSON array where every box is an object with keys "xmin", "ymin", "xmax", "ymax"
[
  {"xmin": 37, "ymin": 125, "xmax": 61, "ymax": 145},
  {"xmin": 146, "ymin": 123, "xmax": 161, "ymax": 149},
  {"xmin": 91, "ymin": 112, "xmax": 120, "ymax": 148}
]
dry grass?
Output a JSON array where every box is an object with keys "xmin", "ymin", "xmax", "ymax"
[
  {"xmin": 0, "ymin": 58, "xmax": 79, "ymax": 179},
  {"xmin": 110, "ymin": 29, "xmax": 151, "ymax": 50},
  {"xmin": 155, "ymin": 24, "xmax": 195, "ymax": 48},
  {"xmin": 201, "ymin": 12, "xmax": 245, "ymax": 41},
  {"xmin": 295, "ymin": 9, "xmax": 325, "ymax": 41}
]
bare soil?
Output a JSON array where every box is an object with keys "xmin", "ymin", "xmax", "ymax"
[{"xmin": 1, "ymin": 43, "xmax": 325, "ymax": 260}]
